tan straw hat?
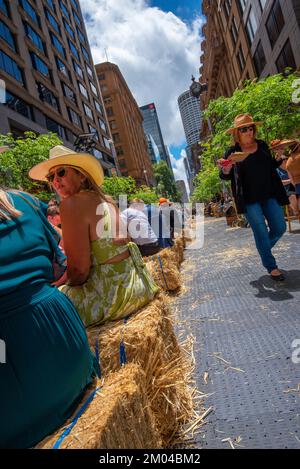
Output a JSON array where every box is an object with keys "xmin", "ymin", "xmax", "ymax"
[
  {"xmin": 29, "ymin": 145, "xmax": 104, "ymax": 186},
  {"xmin": 226, "ymin": 113, "xmax": 263, "ymax": 135},
  {"xmin": 270, "ymin": 138, "xmax": 299, "ymax": 150}
]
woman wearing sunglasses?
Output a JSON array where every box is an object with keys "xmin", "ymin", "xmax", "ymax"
[
  {"xmin": 0, "ymin": 147, "xmax": 98, "ymax": 448},
  {"xmin": 218, "ymin": 114, "xmax": 288, "ymax": 281},
  {"xmin": 29, "ymin": 145, "xmax": 158, "ymax": 327}
]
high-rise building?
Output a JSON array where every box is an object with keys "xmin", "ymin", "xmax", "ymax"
[
  {"xmin": 175, "ymin": 179, "xmax": 189, "ymax": 203},
  {"xmin": 95, "ymin": 61, "xmax": 154, "ymax": 185},
  {"xmin": 140, "ymin": 103, "xmax": 171, "ymax": 169},
  {"xmin": 0, "ymin": 0, "xmax": 117, "ymax": 175},
  {"xmin": 199, "ymin": 0, "xmax": 300, "ymax": 118},
  {"xmin": 145, "ymin": 133, "xmax": 160, "ymax": 165},
  {"xmin": 178, "ymin": 90, "xmax": 202, "ymax": 147}
]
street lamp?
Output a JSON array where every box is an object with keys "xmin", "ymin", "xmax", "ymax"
[
  {"xmin": 143, "ymin": 169, "xmax": 149, "ymax": 186},
  {"xmin": 189, "ymin": 75, "xmax": 208, "ymax": 98}
]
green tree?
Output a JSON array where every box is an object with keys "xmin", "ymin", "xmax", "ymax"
[
  {"xmin": 0, "ymin": 132, "xmax": 62, "ymax": 199},
  {"xmin": 192, "ymin": 72, "xmax": 300, "ymax": 202},
  {"xmin": 101, "ymin": 176, "xmax": 136, "ymax": 199},
  {"xmin": 153, "ymin": 161, "xmax": 180, "ymax": 202},
  {"xmin": 128, "ymin": 185, "xmax": 158, "ymax": 204}
]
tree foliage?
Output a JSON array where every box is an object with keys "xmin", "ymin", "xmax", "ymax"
[
  {"xmin": 192, "ymin": 72, "xmax": 300, "ymax": 202},
  {"xmin": 0, "ymin": 132, "xmax": 62, "ymax": 199},
  {"xmin": 153, "ymin": 161, "xmax": 180, "ymax": 202},
  {"xmin": 102, "ymin": 176, "xmax": 136, "ymax": 199}
]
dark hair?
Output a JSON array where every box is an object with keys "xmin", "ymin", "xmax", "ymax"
[{"xmin": 47, "ymin": 205, "xmax": 60, "ymax": 217}]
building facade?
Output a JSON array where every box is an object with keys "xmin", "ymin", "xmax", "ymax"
[
  {"xmin": 200, "ymin": 0, "xmax": 300, "ymax": 117},
  {"xmin": 140, "ymin": 103, "xmax": 172, "ymax": 170},
  {"xmin": 175, "ymin": 179, "xmax": 189, "ymax": 203},
  {"xmin": 95, "ymin": 61, "xmax": 154, "ymax": 186},
  {"xmin": 178, "ymin": 90, "xmax": 202, "ymax": 147},
  {"xmin": 0, "ymin": 0, "xmax": 117, "ymax": 175}
]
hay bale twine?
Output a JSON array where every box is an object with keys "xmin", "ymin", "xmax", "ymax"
[
  {"xmin": 38, "ymin": 363, "xmax": 161, "ymax": 449},
  {"xmin": 145, "ymin": 248, "xmax": 181, "ymax": 291},
  {"xmin": 87, "ymin": 294, "xmax": 193, "ymax": 446}
]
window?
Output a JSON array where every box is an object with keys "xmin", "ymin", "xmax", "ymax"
[
  {"xmin": 19, "ymin": 0, "xmax": 40, "ymax": 27},
  {"xmin": 71, "ymin": 0, "xmax": 79, "ymax": 10},
  {"xmin": 253, "ymin": 40, "xmax": 266, "ymax": 76},
  {"xmin": 118, "ymin": 159, "xmax": 126, "ymax": 169},
  {"xmin": 98, "ymin": 73, "xmax": 106, "ymax": 81},
  {"xmin": 112, "ymin": 133, "xmax": 120, "ymax": 143},
  {"xmin": 230, "ymin": 16, "xmax": 238, "ymax": 43},
  {"xmin": 238, "ymin": 0, "xmax": 247, "ymax": 11},
  {"xmin": 83, "ymin": 103, "xmax": 93, "ymax": 119},
  {"xmin": 73, "ymin": 10, "xmax": 82, "ymax": 27},
  {"xmin": 86, "ymin": 63, "xmax": 93, "ymax": 79},
  {"xmin": 246, "ymin": 7, "xmax": 258, "ymax": 44},
  {"xmin": 276, "ymin": 39, "xmax": 296, "ymax": 73},
  {"xmin": 94, "ymin": 100, "xmax": 104, "ymax": 115},
  {"xmin": 103, "ymin": 137, "xmax": 111, "ymax": 150},
  {"xmin": 0, "ymin": 0, "xmax": 8, "ymax": 16},
  {"xmin": 6, "ymin": 91, "xmax": 32, "ymax": 119},
  {"xmin": 101, "ymin": 84, "xmax": 108, "ymax": 93},
  {"xmin": 116, "ymin": 146, "xmax": 124, "ymax": 156},
  {"xmin": 68, "ymin": 38, "xmax": 79, "ymax": 60},
  {"xmin": 50, "ymin": 32, "xmax": 65, "ymax": 58},
  {"xmin": 90, "ymin": 81, "xmax": 98, "ymax": 96},
  {"xmin": 259, "ymin": 0, "xmax": 267, "ymax": 11},
  {"xmin": 98, "ymin": 118, "xmax": 107, "ymax": 133},
  {"xmin": 68, "ymin": 107, "xmax": 82, "ymax": 128},
  {"xmin": 78, "ymin": 81, "xmax": 88, "ymax": 99},
  {"xmin": 76, "ymin": 26, "xmax": 85, "ymax": 44},
  {"xmin": 45, "ymin": 9, "xmax": 60, "ymax": 34},
  {"xmin": 23, "ymin": 22, "xmax": 45, "ymax": 53},
  {"xmin": 46, "ymin": 116, "xmax": 65, "ymax": 138},
  {"xmin": 110, "ymin": 120, "xmax": 117, "ymax": 130},
  {"xmin": 59, "ymin": 0, "xmax": 70, "ymax": 21},
  {"xmin": 0, "ymin": 50, "xmax": 24, "ymax": 83},
  {"xmin": 236, "ymin": 45, "xmax": 245, "ymax": 72},
  {"xmin": 45, "ymin": 0, "xmax": 56, "ymax": 12},
  {"xmin": 266, "ymin": 0, "xmax": 285, "ymax": 49},
  {"xmin": 81, "ymin": 44, "xmax": 90, "ymax": 62},
  {"xmin": 103, "ymin": 96, "xmax": 112, "ymax": 104},
  {"xmin": 37, "ymin": 82, "xmax": 59, "ymax": 111},
  {"xmin": 56, "ymin": 56, "xmax": 71, "ymax": 80},
  {"xmin": 64, "ymin": 19, "xmax": 75, "ymax": 40},
  {"xmin": 62, "ymin": 82, "xmax": 76, "ymax": 104},
  {"xmin": 73, "ymin": 59, "xmax": 83, "ymax": 78},
  {"xmin": 223, "ymin": 0, "xmax": 232, "ymax": 18},
  {"xmin": 106, "ymin": 106, "xmax": 114, "ymax": 117},
  {"xmin": 88, "ymin": 124, "xmax": 99, "ymax": 141},
  {"xmin": 0, "ymin": 20, "xmax": 16, "ymax": 51},
  {"xmin": 30, "ymin": 52, "xmax": 51, "ymax": 79}
]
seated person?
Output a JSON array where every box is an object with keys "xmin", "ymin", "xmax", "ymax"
[
  {"xmin": 29, "ymin": 146, "xmax": 158, "ymax": 327},
  {"xmin": 0, "ymin": 182, "xmax": 97, "ymax": 448},
  {"xmin": 121, "ymin": 198, "xmax": 160, "ymax": 257}
]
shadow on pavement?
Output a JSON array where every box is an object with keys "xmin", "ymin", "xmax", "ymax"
[{"xmin": 250, "ymin": 270, "xmax": 300, "ymax": 301}]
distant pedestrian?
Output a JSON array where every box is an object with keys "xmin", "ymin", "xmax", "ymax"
[{"xmin": 218, "ymin": 113, "xmax": 288, "ymax": 281}]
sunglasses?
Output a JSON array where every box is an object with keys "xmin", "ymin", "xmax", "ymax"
[
  {"xmin": 238, "ymin": 125, "xmax": 255, "ymax": 133},
  {"xmin": 46, "ymin": 167, "xmax": 67, "ymax": 183}
]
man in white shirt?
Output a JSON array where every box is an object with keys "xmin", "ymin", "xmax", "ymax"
[{"xmin": 121, "ymin": 199, "xmax": 160, "ymax": 256}]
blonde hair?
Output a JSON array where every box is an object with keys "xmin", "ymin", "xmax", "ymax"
[{"xmin": 0, "ymin": 188, "xmax": 22, "ymax": 221}]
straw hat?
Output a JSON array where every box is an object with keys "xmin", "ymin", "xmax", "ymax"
[
  {"xmin": 226, "ymin": 113, "xmax": 263, "ymax": 135},
  {"xmin": 29, "ymin": 145, "xmax": 104, "ymax": 186},
  {"xmin": 270, "ymin": 138, "xmax": 299, "ymax": 151}
]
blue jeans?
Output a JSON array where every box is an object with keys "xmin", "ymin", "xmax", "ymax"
[{"xmin": 244, "ymin": 198, "xmax": 286, "ymax": 273}]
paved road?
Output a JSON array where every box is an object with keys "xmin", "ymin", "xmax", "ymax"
[{"xmin": 175, "ymin": 217, "xmax": 300, "ymax": 449}]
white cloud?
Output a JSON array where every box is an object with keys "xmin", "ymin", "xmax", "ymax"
[{"xmin": 80, "ymin": 0, "xmax": 204, "ymax": 148}]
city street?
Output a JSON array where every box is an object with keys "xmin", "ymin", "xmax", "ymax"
[{"xmin": 175, "ymin": 217, "xmax": 300, "ymax": 449}]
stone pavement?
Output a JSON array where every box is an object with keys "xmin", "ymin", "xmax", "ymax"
[{"xmin": 174, "ymin": 217, "xmax": 300, "ymax": 449}]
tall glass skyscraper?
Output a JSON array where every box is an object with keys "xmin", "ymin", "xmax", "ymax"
[{"xmin": 140, "ymin": 102, "xmax": 172, "ymax": 171}]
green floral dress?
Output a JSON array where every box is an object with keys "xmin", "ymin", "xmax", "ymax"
[{"xmin": 61, "ymin": 203, "xmax": 158, "ymax": 327}]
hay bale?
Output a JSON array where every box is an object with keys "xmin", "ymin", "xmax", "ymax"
[
  {"xmin": 86, "ymin": 294, "xmax": 194, "ymax": 446},
  {"xmin": 173, "ymin": 237, "xmax": 184, "ymax": 265},
  {"xmin": 38, "ymin": 363, "xmax": 161, "ymax": 449},
  {"xmin": 145, "ymin": 248, "xmax": 181, "ymax": 291}
]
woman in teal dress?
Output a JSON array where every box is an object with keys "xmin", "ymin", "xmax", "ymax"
[
  {"xmin": 0, "ymin": 184, "xmax": 98, "ymax": 448},
  {"xmin": 29, "ymin": 145, "xmax": 158, "ymax": 327}
]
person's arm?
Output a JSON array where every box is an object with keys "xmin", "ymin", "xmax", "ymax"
[
  {"xmin": 219, "ymin": 147, "xmax": 235, "ymax": 180},
  {"xmin": 60, "ymin": 197, "xmax": 91, "ymax": 286}
]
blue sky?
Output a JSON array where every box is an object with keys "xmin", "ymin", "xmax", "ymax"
[{"xmin": 149, "ymin": 1, "xmax": 202, "ymax": 24}]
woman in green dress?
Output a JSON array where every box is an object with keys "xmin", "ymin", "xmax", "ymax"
[
  {"xmin": 29, "ymin": 146, "xmax": 158, "ymax": 327},
  {"xmin": 0, "ymin": 164, "xmax": 97, "ymax": 447}
]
